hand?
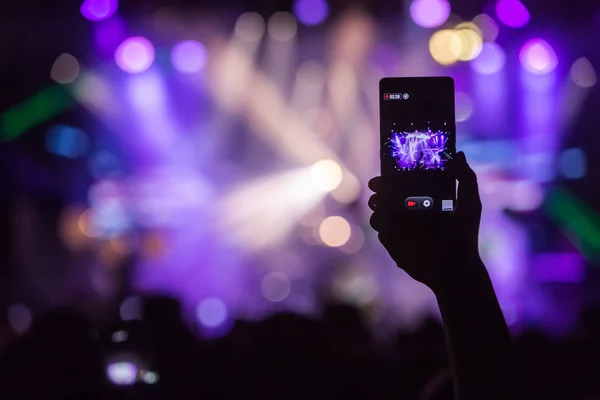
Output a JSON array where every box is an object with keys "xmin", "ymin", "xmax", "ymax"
[{"xmin": 368, "ymin": 151, "xmax": 483, "ymax": 293}]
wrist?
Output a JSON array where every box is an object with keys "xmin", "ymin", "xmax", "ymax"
[{"xmin": 431, "ymin": 257, "xmax": 490, "ymax": 298}]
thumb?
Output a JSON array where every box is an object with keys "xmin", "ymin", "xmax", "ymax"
[{"xmin": 455, "ymin": 151, "xmax": 482, "ymax": 214}]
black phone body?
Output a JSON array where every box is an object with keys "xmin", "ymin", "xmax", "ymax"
[{"xmin": 379, "ymin": 77, "xmax": 456, "ymax": 214}]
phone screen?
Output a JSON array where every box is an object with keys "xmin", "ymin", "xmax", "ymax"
[{"xmin": 379, "ymin": 77, "xmax": 456, "ymax": 214}]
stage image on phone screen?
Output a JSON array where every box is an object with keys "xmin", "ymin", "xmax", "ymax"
[{"xmin": 379, "ymin": 77, "xmax": 456, "ymax": 213}]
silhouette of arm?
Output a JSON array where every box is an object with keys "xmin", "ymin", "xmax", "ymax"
[
  {"xmin": 434, "ymin": 258, "xmax": 523, "ymax": 400},
  {"xmin": 369, "ymin": 153, "xmax": 525, "ymax": 399}
]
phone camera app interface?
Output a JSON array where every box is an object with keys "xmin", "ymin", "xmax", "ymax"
[
  {"xmin": 389, "ymin": 124, "xmax": 451, "ymax": 171},
  {"xmin": 380, "ymin": 80, "xmax": 456, "ymax": 213}
]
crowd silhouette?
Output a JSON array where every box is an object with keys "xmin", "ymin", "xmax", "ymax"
[
  {"xmin": 3, "ymin": 296, "xmax": 600, "ymax": 399},
  {"xmin": 1, "ymin": 153, "xmax": 599, "ymax": 399}
]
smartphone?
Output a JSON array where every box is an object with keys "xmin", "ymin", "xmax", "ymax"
[{"xmin": 379, "ymin": 77, "xmax": 456, "ymax": 214}]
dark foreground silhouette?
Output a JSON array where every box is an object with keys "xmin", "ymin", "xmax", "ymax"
[{"xmin": 0, "ymin": 153, "xmax": 597, "ymax": 399}]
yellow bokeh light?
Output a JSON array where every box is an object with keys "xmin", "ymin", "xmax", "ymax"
[
  {"xmin": 310, "ymin": 159, "xmax": 343, "ymax": 192},
  {"xmin": 318, "ymin": 216, "xmax": 351, "ymax": 248},
  {"xmin": 429, "ymin": 30, "xmax": 463, "ymax": 66},
  {"xmin": 455, "ymin": 28, "xmax": 483, "ymax": 61},
  {"xmin": 455, "ymin": 22, "xmax": 482, "ymax": 36},
  {"xmin": 331, "ymin": 172, "xmax": 360, "ymax": 204}
]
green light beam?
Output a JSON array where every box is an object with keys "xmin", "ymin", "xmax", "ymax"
[
  {"xmin": 0, "ymin": 85, "xmax": 75, "ymax": 142},
  {"xmin": 544, "ymin": 187, "xmax": 600, "ymax": 261}
]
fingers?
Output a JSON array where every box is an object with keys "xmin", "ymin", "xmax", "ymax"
[
  {"xmin": 455, "ymin": 151, "xmax": 482, "ymax": 213},
  {"xmin": 368, "ymin": 194, "xmax": 377, "ymax": 211},
  {"xmin": 368, "ymin": 178, "xmax": 382, "ymax": 232},
  {"xmin": 368, "ymin": 176, "xmax": 381, "ymax": 193},
  {"xmin": 369, "ymin": 212, "xmax": 382, "ymax": 232}
]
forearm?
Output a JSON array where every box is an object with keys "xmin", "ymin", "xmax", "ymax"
[{"xmin": 435, "ymin": 260, "xmax": 522, "ymax": 400}]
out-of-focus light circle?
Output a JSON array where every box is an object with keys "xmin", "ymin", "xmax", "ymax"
[
  {"xmin": 318, "ymin": 216, "xmax": 351, "ymax": 248},
  {"xmin": 107, "ymin": 362, "xmax": 137, "ymax": 385},
  {"xmin": 429, "ymin": 29, "xmax": 463, "ymax": 65},
  {"xmin": 559, "ymin": 148, "xmax": 587, "ymax": 179},
  {"xmin": 508, "ymin": 181, "xmax": 545, "ymax": 211},
  {"xmin": 473, "ymin": 14, "xmax": 499, "ymax": 42},
  {"xmin": 115, "ymin": 37, "xmax": 155, "ymax": 74},
  {"xmin": 519, "ymin": 39, "xmax": 558, "ymax": 75},
  {"xmin": 78, "ymin": 208, "xmax": 105, "ymax": 238},
  {"xmin": 331, "ymin": 174, "xmax": 361, "ymax": 204},
  {"xmin": 46, "ymin": 125, "xmax": 90, "ymax": 158},
  {"xmin": 455, "ymin": 22, "xmax": 482, "ymax": 36},
  {"xmin": 268, "ymin": 12, "xmax": 298, "ymax": 42},
  {"xmin": 141, "ymin": 371, "xmax": 159, "ymax": 384},
  {"xmin": 410, "ymin": 0, "xmax": 451, "ymax": 29},
  {"xmin": 51, "ymin": 53, "xmax": 80, "ymax": 84},
  {"xmin": 293, "ymin": 0, "xmax": 329, "ymax": 26},
  {"xmin": 196, "ymin": 297, "xmax": 227, "ymax": 328},
  {"xmin": 171, "ymin": 40, "xmax": 207, "ymax": 73},
  {"xmin": 339, "ymin": 225, "xmax": 365, "ymax": 254},
  {"xmin": 455, "ymin": 27, "xmax": 483, "ymax": 61},
  {"xmin": 332, "ymin": 271, "xmax": 378, "ymax": 306},
  {"xmin": 261, "ymin": 271, "xmax": 292, "ymax": 302},
  {"xmin": 470, "ymin": 42, "xmax": 506, "ymax": 74},
  {"xmin": 111, "ymin": 330, "xmax": 129, "ymax": 343},
  {"xmin": 570, "ymin": 57, "xmax": 597, "ymax": 88},
  {"xmin": 59, "ymin": 205, "xmax": 89, "ymax": 251},
  {"xmin": 310, "ymin": 159, "xmax": 343, "ymax": 192},
  {"xmin": 80, "ymin": 0, "xmax": 118, "ymax": 21},
  {"xmin": 7, "ymin": 304, "xmax": 32, "ymax": 334},
  {"xmin": 495, "ymin": 0, "xmax": 530, "ymax": 28},
  {"xmin": 235, "ymin": 12, "xmax": 266, "ymax": 42},
  {"xmin": 120, "ymin": 296, "xmax": 142, "ymax": 321},
  {"xmin": 455, "ymin": 92, "xmax": 474, "ymax": 122}
]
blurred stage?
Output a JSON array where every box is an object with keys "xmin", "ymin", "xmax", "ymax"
[{"xmin": 1, "ymin": 0, "xmax": 599, "ymax": 337}]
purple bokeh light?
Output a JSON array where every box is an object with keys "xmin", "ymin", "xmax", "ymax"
[
  {"xmin": 495, "ymin": 0, "xmax": 530, "ymax": 28},
  {"xmin": 389, "ymin": 130, "xmax": 449, "ymax": 170},
  {"xmin": 471, "ymin": 42, "xmax": 506, "ymax": 75},
  {"xmin": 80, "ymin": 0, "xmax": 119, "ymax": 21},
  {"xmin": 293, "ymin": 0, "xmax": 329, "ymax": 26},
  {"xmin": 409, "ymin": 0, "xmax": 451, "ymax": 29},
  {"xmin": 115, "ymin": 37, "xmax": 155, "ymax": 74},
  {"xmin": 519, "ymin": 39, "xmax": 558, "ymax": 75},
  {"xmin": 106, "ymin": 362, "xmax": 137, "ymax": 385},
  {"xmin": 196, "ymin": 297, "xmax": 228, "ymax": 328},
  {"xmin": 171, "ymin": 40, "xmax": 208, "ymax": 74}
]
